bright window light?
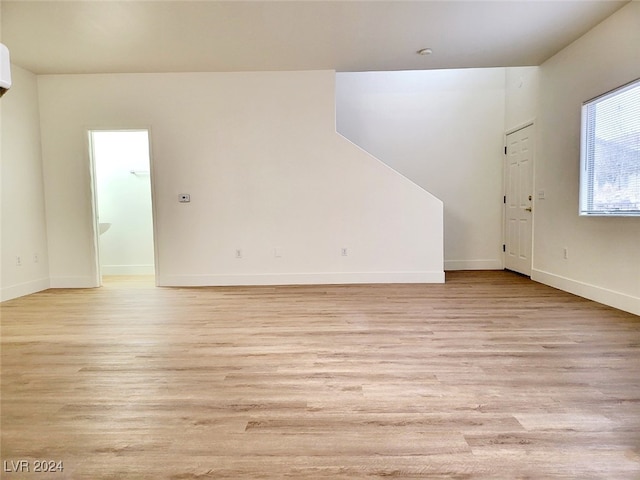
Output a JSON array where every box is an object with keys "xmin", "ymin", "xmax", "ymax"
[{"xmin": 580, "ymin": 78, "xmax": 640, "ymax": 216}]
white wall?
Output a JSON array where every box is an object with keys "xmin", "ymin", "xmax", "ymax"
[
  {"xmin": 37, "ymin": 70, "xmax": 444, "ymax": 287},
  {"xmin": 505, "ymin": 66, "xmax": 539, "ymax": 131},
  {"xmin": 1, "ymin": 64, "xmax": 50, "ymax": 301},
  {"xmin": 93, "ymin": 130, "xmax": 155, "ymax": 276},
  {"xmin": 533, "ymin": 1, "xmax": 640, "ymax": 315},
  {"xmin": 336, "ymin": 68, "xmax": 506, "ymax": 270}
]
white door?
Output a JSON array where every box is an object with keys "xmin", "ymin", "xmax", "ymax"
[{"xmin": 504, "ymin": 124, "xmax": 534, "ymax": 276}]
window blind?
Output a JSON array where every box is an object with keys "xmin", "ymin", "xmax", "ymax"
[{"xmin": 580, "ymin": 79, "xmax": 640, "ymax": 216}]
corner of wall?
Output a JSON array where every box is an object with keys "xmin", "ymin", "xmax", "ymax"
[
  {"xmin": 533, "ymin": 2, "xmax": 640, "ymax": 315},
  {"xmin": 1, "ymin": 63, "xmax": 51, "ymax": 301}
]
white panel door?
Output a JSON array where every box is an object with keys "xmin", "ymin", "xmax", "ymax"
[{"xmin": 504, "ymin": 125, "xmax": 534, "ymax": 276}]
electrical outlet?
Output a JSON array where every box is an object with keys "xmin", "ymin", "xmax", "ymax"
[
  {"xmin": 274, "ymin": 248, "xmax": 282, "ymax": 258},
  {"xmin": 235, "ymin": 249, "xmax": 243, "ymax": 259},
  {"xmin": 16, "ymin": 256, "xmax": 22, "ymax": 266},
  {"xmin": 341, "ymin": 247, "xmax": 348, "ymax": 257},
  {"xmin": 563, "ymin": 247, "xmax": 569, "ymax": 259}
]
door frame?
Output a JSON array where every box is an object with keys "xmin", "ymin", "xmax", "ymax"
[
  {"xmin": 503, "ymin": 120, "xmax": 535, "ymax": 276},
  {"xmin": 87, "ymin": 127, "xmax": 159, "ymax": 286}
]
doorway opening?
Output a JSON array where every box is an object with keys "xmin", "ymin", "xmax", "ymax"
[{"xmin": 89, "ymin": 130, "xmax": 156, "ymax": 285}]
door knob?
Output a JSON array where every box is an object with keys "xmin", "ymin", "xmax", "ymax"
[{"xmin": 525, "ymin": 207, "xmax": 532, "ymax": 212}]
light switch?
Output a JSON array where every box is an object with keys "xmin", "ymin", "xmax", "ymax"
[{"xmin": 179, "ymin": 193, "xmax": 191, "ymax": 203}]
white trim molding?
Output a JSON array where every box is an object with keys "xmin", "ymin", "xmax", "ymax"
[
  {"xmin": 505, "ymin": 120, "xmax": 535, "ymax": 136},
  {"xmin": 158, "ymin": 271, "xmax": 445, "ymax": 287},
  {"xmin": 445, "ymin": 259, "xmax": 503, "ymax": 271},
  {"xmin": 49, "ymin": 276, "xmax": 100, "ymax": 289},
  {"xmin": 532, "ymin": 269, "xmax": 640, "ymax": 316},
  {"xmin": 1, "ymin": 277, "xmax": 50, "ymax": 302}
]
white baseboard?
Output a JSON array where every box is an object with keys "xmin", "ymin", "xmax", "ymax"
[
  {"xmin": 445, "ymin": 259, "xmax": 503, "ymax": 271},
  {"xmin": 532, "ymin": 269, "xmax": 640, "ymax": 316},
  {"xmin": 49, "ymin": 276, "xmax": 99, "ymax": 288},
  {"xmin": 1, "ymin": 277, "xmax": 50, "ymax": 302},
  {"xmin": 101, "ymin": 265, "xmax": 155, "ymax": 276},
  {"xmin": 158, "ymin": 270, "xmax": 445, "ymax": 287}
]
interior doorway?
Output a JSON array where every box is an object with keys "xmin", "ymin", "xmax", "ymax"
[
  {"xmin": 504, "ymin": 123, "xmax": 534, "ymax": 276},
  {"xmin": 89, "ymin": 130, "xmax": 156, "ymax": 284}
]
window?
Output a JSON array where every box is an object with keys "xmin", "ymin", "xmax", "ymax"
[{"xmin": 580, "ymin": 78, "xmax": 640, "ymax": 216}]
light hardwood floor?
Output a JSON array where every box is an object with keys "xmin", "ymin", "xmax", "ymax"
[{"xmin": 1, "ymin": 271, "xmax": 639, "ymax": 479}]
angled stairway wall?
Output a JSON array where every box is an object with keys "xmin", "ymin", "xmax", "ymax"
[{"xmin": 336, "ymin": 68, "xmax": 506, "ymax": 271}]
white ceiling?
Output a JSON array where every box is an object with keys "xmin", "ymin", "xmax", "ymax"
[{"xmin": 1, "ymin": 1, "xmax": 630, "ymax": 75}]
